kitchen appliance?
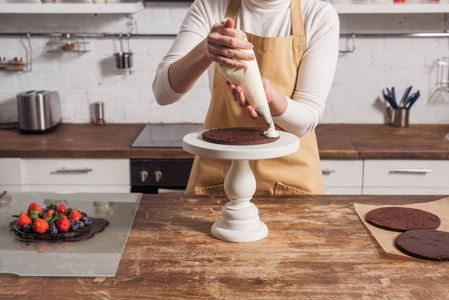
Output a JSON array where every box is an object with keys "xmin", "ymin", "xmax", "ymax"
[
  {"xmin": 17, "ymin": 90, "xmax": 62, "ymax": 134},
  {"xmin": 130, "ymin": 124, "xmax": 203, "ymax": 194}
]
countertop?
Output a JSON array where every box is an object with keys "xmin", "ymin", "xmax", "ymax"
[
  {"xmin": 1, "ymin": 194, "xmax": 448, "ymax": 299},
  {"xmin": 0, "ymin": 123, "xmax": 448, "ymax": 159}
]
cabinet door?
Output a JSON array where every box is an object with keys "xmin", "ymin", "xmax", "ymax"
[
  {"xmin": 22, "ymin": 158, "xmax": 130, "ymax": 193},
  {"xmin": 363, "ymin": 160, "xmax": 449, "ymax": 195},
  {"xmin": 321, "ymin": 160, "xmax": 363, "ymax": 194},
  {"xmin": 0, "ymin": 158, "xmax": 22, "ymax": 191}
]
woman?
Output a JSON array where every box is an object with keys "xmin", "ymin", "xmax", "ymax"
[{"xmin": 153, "ymin": 0, "xmax": 339, "ymax": 195}]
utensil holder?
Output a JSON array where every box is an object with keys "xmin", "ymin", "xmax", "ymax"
[{"xmin": 388, "ymin": 107, "xmax": 409, "ymax": 127}]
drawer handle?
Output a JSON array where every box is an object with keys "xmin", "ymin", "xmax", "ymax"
[
  {"xmin": 55, "ymin": 167, "xmax": 93, "ymax": 174},
  {"xmin": 390, "ymin": 168, "xmax": 432, "ymax": 174},
  {"xmin": 322, "ymin": 168, "xmax": 336, "ymax": 175}
]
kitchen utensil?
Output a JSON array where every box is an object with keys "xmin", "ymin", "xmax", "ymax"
[
  {"xmin": 400, "ymin": 85, "xmax": 412, "ymax": 108},
  {"xmin": 114, "ymin": 34, "xmax": 133, "ymax": 75},
  {"xmin": 16, "ymin": 90, "xmax": 62, "ymax": 134},
  {"xmin": 385, "ymin": 87, "xmax": 398, "ymax": 108},
  {"xmin": 383, "ymin": 89, "xmax": 398, "ymax": 109},
  {"xmin": 405, "ymin": 90, "xmax": 420, "ymax": 109},
  {"xmin": 388, "ymin": 107, "xmax": 409, "ymax": 127},
  {"xmin": 114, "ymin": 52, "xmax": 133, "ymax": 69},
  {"xmin": 182, "ymin": 130, "xmax": 299, "ymax": 242}
]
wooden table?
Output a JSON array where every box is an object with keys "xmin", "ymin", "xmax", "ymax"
[{"xmin": 1, "ymin": 194, "xmax": 448, "ymax": 299}]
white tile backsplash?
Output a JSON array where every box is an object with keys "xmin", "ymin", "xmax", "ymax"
[{"xmin": 0, "ymin": 1, "xmax": 448, "ymax": 125}]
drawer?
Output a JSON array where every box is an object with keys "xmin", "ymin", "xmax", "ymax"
[
  {"xmin": 320, "ymin": 160, "xmax": 363, "ymax": 188},
  {"xmin": 23, "ymin": 185, "xmax": 130, "ymax": 193},
  {"xmin": 363, "ymin": 187, "xmax": 449, "ymax": 195},
  {"xmin": 0, "ymin": 158, "xmax": 22, "ymax": 185},
  {"xmin": 363, "ymin": 160, "xmax": 449, "ymax": 188},
  {"xmin": 22, "ymin": 159, "xmax": 130, "ymax": 186}
]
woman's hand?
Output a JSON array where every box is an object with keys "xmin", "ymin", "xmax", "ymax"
[
  {"xmin": 205, "ymin": 18, "xmax": 255, "ymax": 69},
  {"xmin": 226, "ymin": 78, "xmax": 273, "ymax": 119}
]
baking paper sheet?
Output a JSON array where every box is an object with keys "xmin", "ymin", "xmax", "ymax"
[{"xmin": 354, "ymin": 197, "xmax": 449, "ymax": 257}]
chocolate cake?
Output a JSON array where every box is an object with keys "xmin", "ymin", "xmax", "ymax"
[
  {"xmin": 366, "ymin": 207, "xmax": 440, "ymax": 232},
  {"xmin": 202, "ymin": 127, "xmax": 279, "ymax": 145},
  {"xmin": 395, "ymin": 229, "xmax": 449, "ymax": 261},
  {"xmin": 9, "ymin": 218, "xmax": 109, "ymax": 243}
]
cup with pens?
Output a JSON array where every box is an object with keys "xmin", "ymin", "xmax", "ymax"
[{"xmin": 383, "ymin": 86, "xmax": 420, "ymax": 127}]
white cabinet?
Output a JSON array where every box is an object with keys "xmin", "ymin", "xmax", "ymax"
[
  {"xmin": 322, "ymin": 159, "xmax": 449, "ymax": 195},
  {"xmin": 0, "ymin": 158, "xmax": 23, "ymax": 192},
  {"xmin": 363, "ymin": 159, "xmax": 449, "ymax": 195},
  {"xmin": 0, "ymin": 158, "xmax": 130, "ymax": 193},
  {"xmin": 321, "ymin": 160, "xmax": 363, "ymax": 194},
  {"xmin": 21, "ymin": 158, "xmax": 130, "ymax": 193}
]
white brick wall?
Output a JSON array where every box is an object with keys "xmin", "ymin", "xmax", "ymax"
[{"xmin": 0, "ymin": 1, "xmax": 448, "ymax": 125}]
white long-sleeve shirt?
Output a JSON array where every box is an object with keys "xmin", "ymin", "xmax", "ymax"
[{"xmin": 152, "ymin": 0, "xmax": 339, "ymax": 137}]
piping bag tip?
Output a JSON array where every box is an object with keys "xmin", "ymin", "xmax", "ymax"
[{"xmin": 256, "ymin": 104, "xmax": 274, "ymax": 127}]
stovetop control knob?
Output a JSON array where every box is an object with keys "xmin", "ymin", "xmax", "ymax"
[
  {"xmin": 139, "ymin": 170, "xmax": 149, "ymax": 183},
  {"xmin": 153, "ymin": 170, "xmax": 163, "ymax": 183}
]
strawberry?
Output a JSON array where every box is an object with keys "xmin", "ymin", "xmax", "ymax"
[
  {"xmin": 56, "ymin": 216, "xmax": 70, "ymax": 231},
  {"xmin": 17, "ymin": 212, "xmax": 32, "ymax": 228},
  {"xmin": 33, "ymin": 218, "xmax": 49, "ymax": 234},
  {"xmin": 27, "ymin": 202, "xmax": 43, "ymax": 216},
  {"xmin": 55, "ymin": 204, "xmax": 67, "ymax": 214},
  {"xmin": 68, "ymin": 209, "xmax": 83, "ymax": 222},
  {"xmin": 42, "ymin": 210, "xmax": 54, "ymax": 219}
]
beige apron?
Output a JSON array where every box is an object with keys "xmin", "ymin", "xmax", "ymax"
[{"xmin": 186, "ymin": 0, "xmax": 324, "ymax": 195}]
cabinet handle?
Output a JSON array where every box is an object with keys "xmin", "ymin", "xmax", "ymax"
[
  {"xmin": 54, "ymin": 167, "xmax": 93, "ymax": 174},
  {"xmin": 322, "ymin": 168, "xmax": 336, "ymax": 175},
  {"xmin": 390, "ymin": 168, "xmax": 432, "ymax": 174}
]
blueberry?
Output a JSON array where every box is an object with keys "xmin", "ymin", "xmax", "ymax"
[
  {"xmin": 80, "ymin": 212, "xmax": 87, "ymax": 218},
  {"xmin": 76, "ymin": 221, "xmax": 85, "ymax": 229},
  {"xmin": 47, "ymin": 226, "xmax": 58, "ymax": 235},
  {"xmin": 69, "ymin": 219, "xmax": 75, "ymax": 225},
  {"xmin": 22, "ymin": 223, "xmax": 33, "ymax": 233},
  {"xmin": 39, "ymin": 213, "xmax": 45, "ymax": 218},
  {"xmin": 81, "ymin": 217, "xmax": 91, "ymax": 225},
  {"xmin": 49, "ymin": 223, "xmax": 56, "ymax": 229},
  {"xmin": 70, "ymin": 222, "xmax": 79, "ymax": 231}
]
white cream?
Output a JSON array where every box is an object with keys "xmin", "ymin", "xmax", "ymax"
[
  {"xmin": 216, "ymin": 30, "xmax": 276, "ymax": 132},
  {"xmin": 263, "ymin": 124, "xmax": 279, "ymax": 138}
]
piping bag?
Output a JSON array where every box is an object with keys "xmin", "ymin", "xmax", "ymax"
[{"xmin": 216, "ymin": 20, "xmax": 279, "ymax": 138}]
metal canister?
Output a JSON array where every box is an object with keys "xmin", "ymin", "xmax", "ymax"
[{"xmin": 94, "ymin": 102, "xmax": 105, "ymax": 125}]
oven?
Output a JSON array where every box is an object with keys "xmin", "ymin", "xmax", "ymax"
[{"xmin": 130, "ymin": 124, "xmax": 203, "ymax": 194}]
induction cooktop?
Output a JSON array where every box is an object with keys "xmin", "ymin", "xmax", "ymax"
[{"xmin": 131, "ymin": 124, "xmax": 203, "ymax": 148}]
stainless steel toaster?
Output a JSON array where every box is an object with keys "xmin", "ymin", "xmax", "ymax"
[{"xmin": 17, "ymin": 90, "xmax": 62, "ymax": 133}]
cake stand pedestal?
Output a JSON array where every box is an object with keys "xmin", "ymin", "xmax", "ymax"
[{"xmin": 182, "ymin": 130, "xmax": 299, "ymax": 243}]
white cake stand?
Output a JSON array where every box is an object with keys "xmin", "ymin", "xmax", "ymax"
[{"xmin": 182, "ymin": 130, "xmax": 299, "ymax": 243}]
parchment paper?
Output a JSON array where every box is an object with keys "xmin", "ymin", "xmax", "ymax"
[{"xmin": 354, "ymin": 197, "xmax": 449, "ymax": 257}]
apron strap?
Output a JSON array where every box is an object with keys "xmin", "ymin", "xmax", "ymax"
[
  {"xmin": 225, "ymin": 0, "xmax": 240, "ymax": 21},
  {"xmin": 290, "ymin": 0, "xmax": 305, "ymax": 37}
]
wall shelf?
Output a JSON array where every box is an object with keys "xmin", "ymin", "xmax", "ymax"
[
  {"xmin": 0, "ymin": 2, "xmax": 144, "ymax": 14},
  {"xmin": 334, "ymin": 3, "xmax": 449, "ymax": 14}
]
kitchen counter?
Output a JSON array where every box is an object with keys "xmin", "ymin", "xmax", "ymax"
[
  {"xmin": 0, "ymin": 123, "xmax": 448, "ymax": 159},
  {"xmin": 1, "ymin": 194, "xmax": 448, "ymax": 299}
]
